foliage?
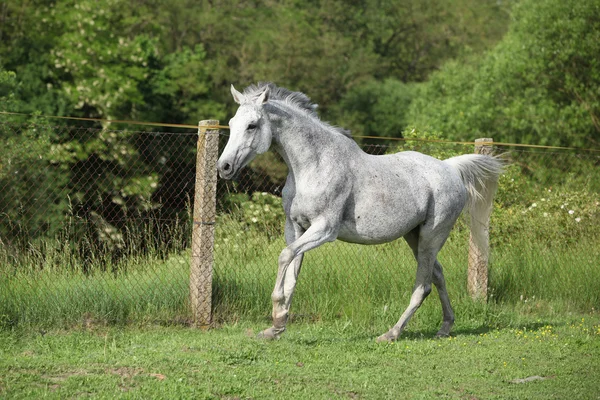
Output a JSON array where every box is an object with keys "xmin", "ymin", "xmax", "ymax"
[
  {"xmin": 148, "ymin": 45, "xmax": 225, "ymax": 124},
  {"xmin": 50, "ymin": 1, "xmax": 155, "ymax": 119},
  {"xmin": 0, "ymin": 0, "xmax": 513, "ymax": 243},
  {"xmin": 333, "ymin": 79, "xmax": 416, "ymax": 142},
  {"xmin": 218, "ymin": 191, "xmax": 286, "ymax": 244},
  {"xmin": 407, "ymin": 0, "xmax": 600, "ymax": 147},
  {"xmin": 0, "ymin": 122, "xmax": 164, "ymax": 246},
  {"xmin": 0, "ymin": 69, "xmax": 16, "ymax": 111},
  {"xmin": 358, "ymin": 0, "xmax": 512, "ymax": 82},
  {"xmin": 0, "ymin": 123, "xmax": 67, "ymax": 239},
  {"xmin": 0, "ymin": 72, "xmax": 53, "ymax": 176},
  {"xmin": 493, "ymin": 164, "xmax": 600, "ymax": 248},
  {"xmin": 0, "ymin": 72, "xmax": 68, "ymax": 238}
]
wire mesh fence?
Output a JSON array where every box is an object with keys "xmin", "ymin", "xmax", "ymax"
[
  {"xmin": 0, "ymin": 122, "xmax": 197, "ymax": 327},
  {"xmin": 1, "ymin": 121, "xmax": 599, "ymax": 329}
]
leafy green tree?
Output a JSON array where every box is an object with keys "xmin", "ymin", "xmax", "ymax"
[
  {"xmin": 47, "ymin": 0, "xmax": 159, "ymax": 121},
  {"xmin": 360, "ymin": 0, "xmax": 511, "ymax": 82},
  {"xmin": 0, "ymin": 0, "xmax": 516, "ymax": 248},
  {"xmin": 181, "ymin": 0, "xmax": 376, "ymax": 115},
  {"xmin": 333, "ymin": 78, "xmax": 416, "ymax": 142},
  {"xmin": 407, "ymin": 0, "xmax": 600, "ymax": 147},
  {"xmin": 144, "ymin": 45, "xmax": 225, "ymax": 124},
  {"xmin": 0, "ymin": 69, "xmax": 68, "ymax": 240},
  {"xmin": 0, "ymin": 0, "xmax": 73, "ymax": 116},
  {"xmin": 0, "ymin": 2, "xmax": 212, "ymax": 246}
]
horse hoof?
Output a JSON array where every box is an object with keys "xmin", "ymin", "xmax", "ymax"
[
  {"xmin": 376, "ymin": 333, "xmax": 396, "ymax": 343},
  {"xmin": 257, "ymin": 327, "xmax": 281, "ymax": 340},
  {"xmin": 435, "ymin": 328, "xmax": 451, "ymax": 338}
]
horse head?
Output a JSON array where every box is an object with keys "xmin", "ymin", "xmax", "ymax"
[{"xmin": 217, "ymin": 84, "xmax": 272, "ymax": 179}]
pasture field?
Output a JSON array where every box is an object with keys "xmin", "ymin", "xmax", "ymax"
[
  {"xmin": 1, "ymin": 316, "xmax": 599, "ymax": 399},
  {"xmin": 1, "ymin": 160, "xmax": 598, "ymax": 398}
]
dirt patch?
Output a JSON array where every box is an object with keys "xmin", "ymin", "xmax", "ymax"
[
  {"xmin": 80, "ymin": 313, "xmax": 110, "ymax": 334},
  {"xmin": 109, "ymin": 367, "xmax": 144, "ymax": 393},
  {"xmin": 42, "ymin": 370, "xmax": 88, "ymax": 382},
  {"xmin": 109, "ymin": 367, "xmax": 144, "ymax": 379},
  {"xmin": 330, "ymin": 385, "xmax": 361, "ymax": 399},
  {"xmin": 148, "ymin": 373, "xmax": 166, "ymax": 381}
]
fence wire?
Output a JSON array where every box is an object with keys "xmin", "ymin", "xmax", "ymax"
[{"xmin": 1, "ymin": 122, "xmax": 598, "ymax": 328}]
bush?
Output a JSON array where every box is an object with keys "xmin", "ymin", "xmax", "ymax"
[
  {"xmin": 217, "ymin": 192, "xmax": 286, "ymax": 252},
  {"xmin": 334, "ymin": 79, "xmax": 416, "ymax": 142},
  {"xmin": 492, "ymin": 153, "xmax": 599, "ymax": 247},
  {"xmin": 407, "ymin": 0, "xmax": 600, "ymax": 148}
]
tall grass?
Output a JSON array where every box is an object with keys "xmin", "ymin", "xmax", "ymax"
[
  {"xmin": 491, "ymin": 237, "xmax": 600, "ymax": 309},
  {"xmin": 0, "ymin": 217, "xmax": 192, "ymax": 330},
  {"xmin": 0, "ymin": 255, "xmax": 190, "ymax": 329},
  {"xmin": 212, "ymin": 224, "xmax": 600, "ymax": 332},
  {"xmin": 1, "ymin": 212, "xmax": 598, "ymax": 332}
]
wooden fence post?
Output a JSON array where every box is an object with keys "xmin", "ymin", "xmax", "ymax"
[
  {"xmin": 468, "ymin": 138, "xmax": 494, "ymax": 301},
  {"xmin": 190, "ymin": 120, "xmax": 220, "ymax": 329}
]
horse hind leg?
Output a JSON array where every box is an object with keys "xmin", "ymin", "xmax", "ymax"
[
  {"xmin": 432, "ymin": 260, "xmax": 455, "ymax": 337},
  {"xmin": 404, "ymin": 229, "xmax": 455, "ymax": 337},
  {"xmin": 377, "ymin": 227, "xmax": 453, "ymax": 342},
  {"xmin": 377, "ymin": 232, "xmax": 434, "ymax": 342}
]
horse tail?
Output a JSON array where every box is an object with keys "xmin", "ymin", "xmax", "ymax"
[{"xmin": 443, "ymin": 154, "xmax": 504, "ymax": 248}]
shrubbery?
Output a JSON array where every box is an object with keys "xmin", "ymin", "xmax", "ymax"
[
  {"xmin": 216, "ymin": 192, "xmax": 286, "ymax": 259},
  {"xmin": 406, "ymin": 0, "xmax": 600, "ymax": 148},
  {"xmin": 494, "ymin": 171, "xmax": 599, "ymax": 247}
]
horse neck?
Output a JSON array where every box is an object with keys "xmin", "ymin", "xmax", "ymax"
[{"xmin": 269, "ymin": 108, "xmax": 340, "ymax": 176}]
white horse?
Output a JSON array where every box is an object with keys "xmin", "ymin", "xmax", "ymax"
[{"xmin": 217, "ymin": 83, "xmax": 503, "ymax": 341}]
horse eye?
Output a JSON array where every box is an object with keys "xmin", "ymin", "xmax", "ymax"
[{"xmin": 247, "ymin": 123, "xmax": 257, "ymax": 130}]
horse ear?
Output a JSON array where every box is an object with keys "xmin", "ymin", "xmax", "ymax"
[
  {"xmin": 230, "ymin": 84, "xmax": 245, "ymax": 104},
  {"xmin": 255, "ymin": 87, "xmax": 270, "ymax": 105}
]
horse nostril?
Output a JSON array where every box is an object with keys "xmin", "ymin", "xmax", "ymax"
[{"xmin": 223, "ymin": 163, "xmax": 231, "ymax": 172}]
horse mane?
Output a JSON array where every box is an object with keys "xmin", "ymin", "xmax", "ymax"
[{"xmin": 243, "ymin": 82, "xmax": 352, "ymax": 138}]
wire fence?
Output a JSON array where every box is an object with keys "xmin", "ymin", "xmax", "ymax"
[{"xmin": 1, "ymin": 121, "xmax": 599, "ymax": 329}]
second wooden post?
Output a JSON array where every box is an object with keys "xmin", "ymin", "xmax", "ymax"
[{"xmin": 467, "ymin": 138, "xmax": 494, "ymax": 301}]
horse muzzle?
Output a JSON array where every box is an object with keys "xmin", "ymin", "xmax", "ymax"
[{"xmin": 217, "ymin": 159, "xmax": 237, "ymax": 180}]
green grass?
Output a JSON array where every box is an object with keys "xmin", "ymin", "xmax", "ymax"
[
  {"xmin": 1, "ymin": 317, "xmax": 599, "ymax": 399},
  {"xmin": 0, "ymin": 253, "xmax": 191, "ymax": 329},
  {"xmin": 213, "ymin": 227, "xmax": 600, "ymax": 327},
  {"xmin": 2, "ymin": 219, "xmax": 599, "ymax": 331}
]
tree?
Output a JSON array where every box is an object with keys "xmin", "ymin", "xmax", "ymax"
[
  {"xmin": 361, "ymin": 0, "xmax": 511, "ymax": 82},
  {"xmin": 407, "ymin": 0, "xmax": 600, "ymax": 147},
  {"xmin": 0, "ymin": 69, "xmax": 68, "ymax": 241},
  {"xmin": 0, "ymin": 1, "xmax": 222, "ymax": 247},
  {"xmin": 332, "ymin": 78, "xmax": 416, "ymax": 142},
  {"xmin": 0, "ymin": 0, "xmax": 517, "ymax": 247}
]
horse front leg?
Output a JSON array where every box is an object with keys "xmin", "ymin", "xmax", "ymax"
[
  {"xmin": 258, "ymin": 253, "xmax": 304, "ymax": 340},
  {"xmin": 258, "ymin": 217, "xmax": 337, "ymax": 340}
]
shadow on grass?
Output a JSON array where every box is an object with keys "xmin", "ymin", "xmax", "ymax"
[
  {"xmin": 450, "ymin": 321, "xmax": 552, "ymax": 337},
  {"xmin": 280, "ymin": 320, "xmax": 560, "ymax": 345}
]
